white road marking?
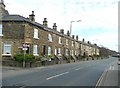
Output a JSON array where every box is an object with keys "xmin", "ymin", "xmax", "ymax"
[
  {"xmin": 109, "ymin": 66, "xmax": 111, "ymax": 70},
  {"xmin": 46, "ymin": 72, "xmax": 69, "ymax": 80},
  {"xmin": 75, "ymin": 68, "xmax": 82, "ymax": 71},
  {"xmin": 109, "ymin": 65, "xmax": 115, "ymax": 70}
]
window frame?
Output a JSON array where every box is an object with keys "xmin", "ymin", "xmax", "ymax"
[
  {"xmin": 0, "ymin": 24, "xmax": 3, "ymax": 36},
  {"xmin": 66, "ymin": 39, "xmax": 68, "ymax": 45},
  {"xmin": 55, "ymin": 48, "xmax": 57, "ymax": 55},
  {"xmin": 2, "ymin": 43, "xmax": 12, "ymax": 56},
  {"xmin": 33, "ymin": 28, "xmax": 39, "ymax": 39},
  {"xmin": 48, "ymin": 34, "xmax": 53, "ymax": 42},
  {"xmin": 72, "ymin": 41, "xmax": 74, "ymax": 47},
  {"xmin": 59, "ymin": 37, "xmax": 62, "ymax": 44},
  {"xmin": 72, "ymin": 50, "xmax": 74, "ymax": 56},
  {"xmin": 58, "ymin": 48, "xmax": 61, "ymax": 55},
  {"xmin": 33, "ymin": 45, "xmax": 39, "ymax": 56},
  {"xmin": 48, "ymin": 46, "xmax": 52, "ymax": 55},
  {"xmin": 66, "ymin": 49, "xmax": 69, "ymax": 56}
]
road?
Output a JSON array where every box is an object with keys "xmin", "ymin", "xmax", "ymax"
[{"xmin": 2, "ymin": 57, "xmax": 119, "ymax": 87}]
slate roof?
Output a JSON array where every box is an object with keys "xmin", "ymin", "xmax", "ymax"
[
  {"xmin": 2, "ymin": 15, "xmax": 31, "ymax": 22},
  {"xmin": 2, "ymin": 15, "xmax": 73, "ymax": 39},
  {"xmin": 2, "ymin": 14, "xmax": 96, "ymax": 47}
]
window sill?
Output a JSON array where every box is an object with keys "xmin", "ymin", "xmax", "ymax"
[
  {"xmin": 33, "ymin": 37, "xmax": 39, "ymax": 40},
  {"xmin": 2, "ymin": 54, "xmax": 12, "ymax": 56},
  {"xmin": 58, "ymin": 54, "xmax": 62, "ymax": 56},
  {"xmin": 33, "ymin": 54, "xmax": 39, "ymax": 56},
  {"xmin": 48, "ymin": 41, "xmax": 53, "ymax": 43},
  {"xmin": 0, "ymin": 34, "xmax": 3, "ymax": 37}
]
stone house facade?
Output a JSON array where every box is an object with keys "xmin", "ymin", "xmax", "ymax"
[{"xmin": 0, "ymin": 1, "xmax": 100, "ymax": 61}]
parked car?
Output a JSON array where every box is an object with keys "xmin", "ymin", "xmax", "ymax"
[{"xmin": 117, "ymin": 59, "xmax": 120, "ymax": 65}]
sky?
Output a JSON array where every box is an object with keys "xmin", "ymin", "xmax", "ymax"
[{"xmin": 4, "ymin": 0, "xmax": 119, "ymax": 52}]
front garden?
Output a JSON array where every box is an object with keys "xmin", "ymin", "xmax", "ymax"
[{"xmin": 2, "ymin": 54, "xmax": 101, "ymax": 68}]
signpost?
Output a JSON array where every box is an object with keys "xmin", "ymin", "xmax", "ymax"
[{"xmin": 22, "ymin": 43, "xmax": 28, "ymax": 68}]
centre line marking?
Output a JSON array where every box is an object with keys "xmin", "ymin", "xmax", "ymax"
[
  {"xmin": 46, "ymin": 72, "xmax": 69, "ymax": 80},
  {"xmin": 75, "ymin": 68, "xmax": 81, "ymax": 71}
]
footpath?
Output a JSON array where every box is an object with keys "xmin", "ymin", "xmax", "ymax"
[{"xmin": 96, "ymin": 62, "xmax": 119, "ymax": 88}]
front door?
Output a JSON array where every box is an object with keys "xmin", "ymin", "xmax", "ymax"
[{"xmin": 42, "ymin": 45, "xmax": 46, "ymax": 55}]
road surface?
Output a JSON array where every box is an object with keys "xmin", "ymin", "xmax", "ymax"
[{"xmin": 2, "ymin": 57, "xmax": 119, "ymax": 87}]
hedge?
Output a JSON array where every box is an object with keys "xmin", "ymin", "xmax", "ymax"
[{"xmin": 14, "ymin": 54, "xmax": 35, "ymax": 63}]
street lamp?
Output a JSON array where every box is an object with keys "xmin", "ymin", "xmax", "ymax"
[{"xmin": 70, "ymin": 20, "xmax": 81, "ymax": 36}]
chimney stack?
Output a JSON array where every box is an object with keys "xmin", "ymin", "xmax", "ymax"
[
  {"xmin": 72, "ymin": 35, "xmax": 74, "ymax": 39},
  {"xmin": 60, "ymin": 29, "xmax": 64, "ymax": 34},
  {"xmin": 67, "ymin": 31, "xmax": 70, "ymax": 36},
  {"xmin": 76, "ymin": 35, "xmax": 78, "ymax": 40},
  {"xmin": 53, "ymin": 23, "xmax": 57, "ymax": 31},
  {"xmin": 43, "ymin": 18, "xmax": 48, "ymax": 26},
  {"xmin": 82, "ymin": 38, "xmax": 85, "ymax": 42},
  {"xmin": 87, "ymin": 41, "xmax": 90, "ymax": 44},
  {"xmin": 29, "ymin": 11, "xmax": 35, "ymax": 22}
]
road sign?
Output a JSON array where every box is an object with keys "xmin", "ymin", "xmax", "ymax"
[
  {"xmin": 22, "ymin": 48, "xmax": 27, "ymax": 50},
  {"xmin": 22, "ymin": 43, "xmax": 28, "ymax": 51}
]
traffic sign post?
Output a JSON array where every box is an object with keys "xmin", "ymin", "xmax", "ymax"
[{"xmin": 22, "ymin": 43, "xmax": 28, "ymax": 68}]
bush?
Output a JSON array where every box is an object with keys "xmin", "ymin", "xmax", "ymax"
[
  {"xmin": 36, "ymin": 55, "xmax": 43, "ymax": 61},
  {"xmin": 45, "ymin": 55, "xmax": 54, "ymax": 60},
  {"xmin": 14, "ymin": 54, "xmax": 24, "ymax": 63},
  {"xmin": 25, "ymin": 54, "xmax": 35, "ymax": 63},
  {"xmin": 14, "ymin": 54, "xmax": 35, "ymax": 63}
]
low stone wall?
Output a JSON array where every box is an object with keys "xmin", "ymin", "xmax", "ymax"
[
  {"xmin": 2, "ymin": 60, "xmax": 59, "ymax": 68},
  {"xmin": 2, "ymin": 60, "xmax": 23, "ymax": 67},
  {"xmin": 2, "ymin": 57, "xmax": 102, "ymax": 68}
]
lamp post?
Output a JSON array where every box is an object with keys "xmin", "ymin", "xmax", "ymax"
[{"xmin": 70, "ymin": 20, "xmax": 81, "ymax": 36}]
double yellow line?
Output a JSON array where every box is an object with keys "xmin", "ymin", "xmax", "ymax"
[{"xmin": 95, "ymin": 70, "xmax": 108, "ymax": 88}]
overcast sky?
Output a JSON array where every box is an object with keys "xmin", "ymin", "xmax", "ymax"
[{"xmin": 4, "ymin": 0, "xmax": 119, "ymax": 52}]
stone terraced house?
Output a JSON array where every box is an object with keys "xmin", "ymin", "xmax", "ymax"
[{"xmin": 0, "ymin": 0, "xmax": 100, "ymax": 62}]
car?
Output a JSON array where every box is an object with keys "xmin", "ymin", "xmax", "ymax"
[
  {"xmin": 117, "ymin": 61, "xmax": 120, "ymax": 65},
  {"xmin": 117, "ymin": 59, "xmax": 120, "ymax": 65}
]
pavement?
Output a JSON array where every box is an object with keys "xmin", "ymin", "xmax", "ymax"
[
  {"xmin": 103, "ymin": 70, "xmax": 118, "ymax": 86},
  {"xmin": 96, "ymin": 60, "xmax": 120, "ymax": 87}
]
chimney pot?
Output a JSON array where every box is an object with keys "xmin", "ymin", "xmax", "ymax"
[
  {"xmin": 43, "ymin": 18, "xmax": 48, "ymax": 26},
  {"xmin": 32, "ymin": 11, "xmax": 34, "ymax": 14},
  {"xmin": 72, "ymin": 35, "xmax": 74, "ymax": 39},
  {"xmin": 76, "ymin": 35, "xmax": 78, "ymax": 40},
  {"xmin": 82, "ymin": 38, "xmax": 85, "ymax": 42},
  {"xmin": 60, "ymin": 29, "xmax": 64, "ymax": 34},
  {"xmin": 53, "ymin": 23, "xmax": 57, "ymax": 31},
  {"xmin": 29, "ymin": 11, "xmax": 35, "ymax": 22},
  {"xmin": 67, "ymin": 31, "xmax": 70, "ymax": 36}
]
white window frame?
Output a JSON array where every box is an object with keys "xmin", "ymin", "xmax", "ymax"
[
  {"xmin": 48, "ymin": 46, "xmax": 52, "ymax": 55},
  {"xmin": 66, "ymin": 49, "xmax": 69, "ymax": 56},
  {"xmin": 3, "ymin": 43, "xmax": 12, "ymax": 56},
  {"xmin": 48, "ymin": 34, "xmax": 53, "ymax": 42},
  {"xmin": 59, "ymin": 37, "xmax": 62, "ymax": 44},
  {"xmin": 76, "ymin": 42, "xmax": 79, "ymax": 48},
  {"xmin": 75, "ymin": 51, "xmax": 77, "ymax": 55},
  {"xmin": 34, "ymin": 28, "xmax": 39, "ymax": 39},
  {"xmin": 0, "ymin": 24, "xmax": 3, "ymax": 36},
  {"xmin": 72, "ymin": 41, "xmax": 74, "ymax": 47},
  {"xmin": 66, "ymin": 39, "xmax": 68, "ymax": 45},
  {"xmin": 55, "ymin": 49, "xmax": 57, "ymax": 55},
  {"xmin": 72, "ymin": 50, "xmax": 74, "ymax": 56},
  {"xmin": 33, "ymin": 45, "xmax": 38, "ymax": 56},
  {"xmin": 58, "ymin": 48, "xmax": 61, "ymax": 55}
]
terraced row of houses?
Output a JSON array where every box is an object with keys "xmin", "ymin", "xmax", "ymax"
[{"xmin": 0, "ymin": 1, "xmax": 100, "ymax": 62}]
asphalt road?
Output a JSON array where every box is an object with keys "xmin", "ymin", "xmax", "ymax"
[{"xmin": 2, "ymin": 57, "xmax": 118, "ymax": 87}]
